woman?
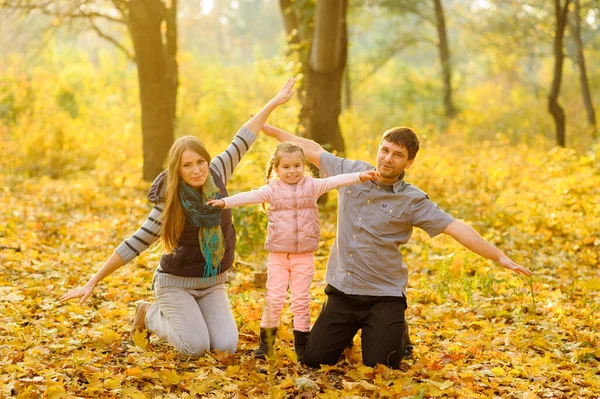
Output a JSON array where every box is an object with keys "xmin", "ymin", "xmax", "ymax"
[{"xmin": 60, "ymin": 78, "xmax": 296, "ymax": 357}]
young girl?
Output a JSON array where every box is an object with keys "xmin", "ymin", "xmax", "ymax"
[
  {"xmin": 60, "ymin": 78, "xmax": 296, "ymax": 357},
  {"xmin": 208, "ymin": 142, "xmax": 377, "ymax": 361}
]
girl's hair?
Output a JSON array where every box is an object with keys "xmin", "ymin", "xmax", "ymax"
[
  {"xmin": 262, "ymin": 142, "xmax": 306, "ymax": 212},
  {"xmin": 160, "ymin": 135, "xmax": 212, "ymax": 253},
  {"xmin": 264, "ymin": 142, "xmax": 306, "ymax": 183}
]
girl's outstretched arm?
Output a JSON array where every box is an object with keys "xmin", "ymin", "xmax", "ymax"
[
  {"xmin": 208, "ymin": 185, "xmax": 272, "ymax": 209},
  {"xmin": 313, "ymin": 170, "xmax": 379, "ymax": 197}
]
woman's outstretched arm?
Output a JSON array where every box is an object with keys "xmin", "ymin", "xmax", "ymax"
[
  {"xmin": 60, "ymin": 252, "xmax": 125, "ymax": 303},
  {"xmin": 244, "ymin": 77, "xmax": 296, "ymax": 135},
  {"xmin": 211, "ymin": 78, "xmax": 296, "ymax": 184},
  {"xmin": 60, "ymin": 204, "xmax": 163, "ymax": 303}
]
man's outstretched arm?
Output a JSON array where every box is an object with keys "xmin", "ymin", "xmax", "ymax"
[
  {"xmin": 443, "ymin": 220, "xmax": 533, "ymax": 276},
  {"xmin": 262, "ymin": 123, "xmax": 325, "ymax": 168}
]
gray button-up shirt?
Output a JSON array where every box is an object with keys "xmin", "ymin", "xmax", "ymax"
[{"xmin": 320, "ymin": 151, "xmax": 454, "ymax": 297}]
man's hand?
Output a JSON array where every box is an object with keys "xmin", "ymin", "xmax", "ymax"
[{"xmin": 497, "ymin": 256, "xmax": 533, "ymax": 276}]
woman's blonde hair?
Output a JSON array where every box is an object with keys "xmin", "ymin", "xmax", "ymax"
[{"xmin": 160, "ymin": 135, "xmax": 212, "ymax": 253}]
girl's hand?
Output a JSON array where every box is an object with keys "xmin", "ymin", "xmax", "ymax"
[
  {"xmin": 269, "ymin": 77, "xmax": 296, "ymax": 106},
  {"xmin": 359, "ymin": 170, "xmax": 380, "ymax": 182},
  {"xmin": 60, "ymin": 280, "xmax": 97, "ymax": 304},
  {"xmin": 207, "ymin": 199, "xmax": 225, "ymax": 208}
]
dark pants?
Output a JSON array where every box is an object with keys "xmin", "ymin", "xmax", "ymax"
[{"xmin": 303, "ymin": 285, "xmax": 407, "ymax": 369}]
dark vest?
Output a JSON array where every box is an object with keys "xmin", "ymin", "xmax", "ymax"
[{"xmin": 148, "ymin": 169, "xmax": 236, "ymax": 277}]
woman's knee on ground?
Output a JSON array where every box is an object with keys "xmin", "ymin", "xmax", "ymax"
[
  {"xmin": 178, "ymin": 337, "xmax": 210, "ymax": 357},
  {"xmin": 211, "ymin": 330, "xmax": 238, "ymax": 354}
]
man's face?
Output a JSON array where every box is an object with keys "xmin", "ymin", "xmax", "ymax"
[{"xmin": 376, "ymin": 140, "xmax": 414, "ymax": 183}]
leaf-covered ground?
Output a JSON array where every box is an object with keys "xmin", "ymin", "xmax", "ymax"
[{"xmin": 1, "ymin": 138, "xmax": 599, "ymax": 398}]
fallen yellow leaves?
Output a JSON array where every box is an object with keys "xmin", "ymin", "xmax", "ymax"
[{"xmin": 1, "ymin": 135, "xmax": 599, "ymax": 398}]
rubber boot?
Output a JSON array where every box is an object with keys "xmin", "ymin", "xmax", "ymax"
[
  {"xmin": 254, "ymin": 327, "xmax": 277, "ymax": 359},
  {"xmin": 293, "ymin": 330, "xmax": 310, "ymax": 363}
]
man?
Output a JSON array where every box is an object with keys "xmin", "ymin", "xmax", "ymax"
[{"xmin": 262, "ymin": 124, "xmax": 532, "ymax": 369}]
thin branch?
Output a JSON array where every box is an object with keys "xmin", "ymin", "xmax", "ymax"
[
  {"xmin": 377, "ymin": 0, "xmax": 436, "ymax": 25},
  {"xmin": 353, "ymin": 37, "xmax": 419, "ymax": 88},
  {"xmin": 87, "ymin": 16, "xmax": 135, "ymax": 61},
  {"xmin": 64, "ymin": 11, "xmax": 126, "ymax": 24},
  {"xmin": 0, "ymin": 245, "xmax": 21, "ymax": 252},
  {"xmin": 110, "ymin": 0, "xmax": 128, "ymax": 19},
  {"xmin": 0, "ymin": 0, "xmax": 54, "ymax": 12},
  {"xmin": 1, "ymin": 1, "xmax": 126, "ymax": 24}
]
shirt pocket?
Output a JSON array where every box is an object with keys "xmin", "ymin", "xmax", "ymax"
[
  {"xmin": 373, "ymin": 203, "xmax": 404, "ymax": 236},
  {"xmin": 341, "ymin": 186, "xmax": 362, "ymax": 211}
]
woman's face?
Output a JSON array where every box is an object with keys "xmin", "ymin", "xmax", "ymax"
[{"xmin": 179, "ymin": 149, "xmax": 209, "ymax": 189}]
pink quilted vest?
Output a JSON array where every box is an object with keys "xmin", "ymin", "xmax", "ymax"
[{"xmin": 265, "ymin": 176, "xmax": 320, "ymax": 253}]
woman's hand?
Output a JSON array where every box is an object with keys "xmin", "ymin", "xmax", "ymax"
[
  {"xmin": 244, "ymin": 77, "xmax": 297, "ymax": 136},
  {"xmin": 359, "ymin": 170, "xmax": 380, "ymax": 182},
  {"xmin": 207, "ymin": 199, "xmax": 226, "ymax": 208},
  {"xmin": 269, "ymin": 77, "xmax": 296, "ymax": 107},
  {"xmin": 60, "ymin": 280, "xmax": 97, "ymax": 304}
]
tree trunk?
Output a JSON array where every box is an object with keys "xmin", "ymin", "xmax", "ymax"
[
  {"xmin": 433, "ymin": 0, "xmax": 455, "ymax": 118},
  {"xmin": 571, "ymin": 0, "xmax": 597, "ymax": 138},
  {"xmin": 343, "ymin": 62, "xmax": 352, "ymax": 111},
  {"xmin": 300, "ymin": 0, "xmax": 347, "ymax": 155},
  {"xmin": 279, "ymin": 0, "xmax": 309, "ymax": 109},
  {"xmin": 279, "ymin": 0, "xmax": 302, "ymax": 48},
  {"xmin": 165, "ymin": 0, "xmax": 179, "ymax": 138},
  {"xmin": 128, "ymin": 0, "xmax": 177, "ymax": 181},
  {"xmin": 548, "ymin": 0, "xmax": 570, "ymax": 147}
]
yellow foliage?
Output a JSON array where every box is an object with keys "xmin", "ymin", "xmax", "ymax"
[
  {"xmin": 1, "ymin": 53, "xmax": 599, "ymax": 399},
  {"xmin": 131, "ymin": 329, "xmax": 149, "ymax": 350}
]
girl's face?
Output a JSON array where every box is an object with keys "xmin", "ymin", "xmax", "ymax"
[
  {"xmin": 274, "ymin": 152, "xmax": 305, "ymax": 185},
  {"xmin": 179, "ymin": 149, "xmax": 209, "ymax": 189}
]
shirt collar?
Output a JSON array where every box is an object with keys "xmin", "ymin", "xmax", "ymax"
[{"xmin": 374, "ymin": 171, "xmax": 406, "ymax": 193}]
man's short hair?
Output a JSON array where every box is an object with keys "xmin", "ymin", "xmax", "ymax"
[{"xmin": 381, "ymin": 127, "xmax": 420, "ymax": 160}]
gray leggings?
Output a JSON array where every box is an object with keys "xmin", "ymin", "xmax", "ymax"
[{"xmin": 145, "ymin": 281, "xmax": 238, "ymax": 357}]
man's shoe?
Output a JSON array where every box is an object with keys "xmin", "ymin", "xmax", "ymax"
[
  {"xmin": 293, "ymin": 330, "xmax": 310, "ymax": 363},
  {"xmin": 403, "ymin": 346, "xmax": 414, "ymax": 360}
]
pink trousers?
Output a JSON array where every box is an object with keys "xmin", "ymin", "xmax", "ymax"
[{"xmin": 261, "ymin": 252, "xmax": 315, "ymax": 332}]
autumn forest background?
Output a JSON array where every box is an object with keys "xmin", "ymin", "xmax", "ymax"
[{"xmin": 1, "ymin": 0, "xmax": 599, "ymax": 398}]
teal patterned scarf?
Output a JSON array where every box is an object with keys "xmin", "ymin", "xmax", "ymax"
[{"xmin": 179, "ymin": 174, "xmax": 225, "ymax": 281}]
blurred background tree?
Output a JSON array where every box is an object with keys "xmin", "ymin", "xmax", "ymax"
[
  {"xmin": 1, "ymin": 0, "xmax": 183, "ymax": 180},
  {"xmin": 0, "ymin": 0, "xmax": 598, "ymax": 179}
]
